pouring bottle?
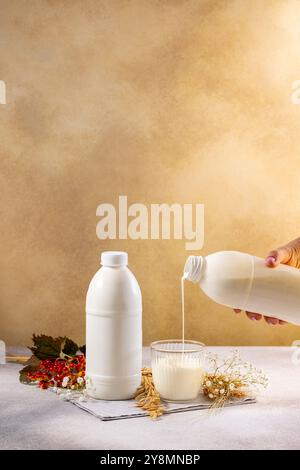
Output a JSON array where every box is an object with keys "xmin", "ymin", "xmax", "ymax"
[
  {"xmin": 184, "ymin": 250, "xmax": 300, "ymax": 325},
  {"xmin": 86, "ymin": 251, "xmax": 142, "ymax": 399}
]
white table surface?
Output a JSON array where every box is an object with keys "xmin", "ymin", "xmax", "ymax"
[{"xmin": 1, "ymin": 346, "xmax": 300, "ymax": 450}]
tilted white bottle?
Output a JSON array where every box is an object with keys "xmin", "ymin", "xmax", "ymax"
[
  {"xmin": 184, "ymin": 250, "xmax": 300, "ymax": 325},
  {"xmin": 86, "ymin": 251, "xmax": 142, "ymax": 399}
]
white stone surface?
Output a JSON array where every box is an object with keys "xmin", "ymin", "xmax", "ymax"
[{"xmin": 0, "ymin": 347, "xmax": 300, "ymax": 450}]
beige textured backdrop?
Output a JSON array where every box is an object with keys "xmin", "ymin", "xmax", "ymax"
[{"xmin": 1, "ymin": 0, "xmax": 300, "ymax": 347}]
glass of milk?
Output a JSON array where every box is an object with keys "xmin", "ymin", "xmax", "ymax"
[{"xmin": 151, "ymin": 340, "xmax": 205, "ymax": 402}]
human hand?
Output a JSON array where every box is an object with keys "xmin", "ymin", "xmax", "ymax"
[{"xmin": 234, "ymin": 237, "xmax": 300, "ymax": 325}]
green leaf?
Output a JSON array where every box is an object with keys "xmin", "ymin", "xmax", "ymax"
[
  {"xmin": 62, "ymin": 338, "xmax": 79, "ymax": 357},
  {"xmin": 29, "ymin": 334, "xmax": 80, "ymax": 360},
  {"xmin": 29, "ymin": 334, "xmax": 66, "ymax": 360}
]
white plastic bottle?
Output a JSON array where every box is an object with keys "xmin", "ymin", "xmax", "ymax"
[
  {"xmin": 86, "ymin": 251, "xmax": 142, "ymax": 399},
  {"xmin": 184, "ymin": 250, "xmax": 300, "ymax": 325}
]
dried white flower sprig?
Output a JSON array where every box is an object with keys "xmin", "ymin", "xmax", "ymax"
[{"xmin": 203, "ymin": 349, "xmax": 268, "ymax": 407}]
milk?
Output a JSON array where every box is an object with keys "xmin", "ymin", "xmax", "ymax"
[
  {"xmin": 181, "ymin": 275, "xmax": 186, "ymax": 349},
  {"xmin": 150, "ymin": 269, "xmax": 204, "ymax": 402},
  {"xmin": 152, "ymin": 271, "xmax": 204, "ymax": 402},
  {"xmin": 152, "ymin": 354, "xmax": 204, "ymax": 401}
]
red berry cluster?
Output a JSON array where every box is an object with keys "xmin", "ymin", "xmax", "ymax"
[{"xmin": 27, "ymin": 355, "xmax": 86, "ymax": 390}]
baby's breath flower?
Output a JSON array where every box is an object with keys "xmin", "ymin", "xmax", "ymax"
[
  {"xmin": 203, "ymin": 351, "xmax": 268, "ymax": 408},
  {"xmin": 62, "ymin": 377, "xmax": 69, "ymax": 388}
]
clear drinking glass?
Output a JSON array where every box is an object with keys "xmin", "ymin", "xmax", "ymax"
[{"xmin": 151, "ymin": 340, "xmax": 205, "ymax": 402}]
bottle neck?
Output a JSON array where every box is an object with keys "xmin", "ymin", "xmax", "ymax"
[{"xmin": 183, "ymin": 256, "xmax": 204, "ymax": 283}]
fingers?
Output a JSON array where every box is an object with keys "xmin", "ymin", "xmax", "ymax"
[
  {"xmin": 233, "ymin": 309, "xmax": 286, "ymax": 325},
  {"xmin": 264, "ymin": 316, "xmax": 287, "ymax": 325},
  {"xmin": 265, "ymin": 238, "xmax": 300, "ymax": 268},
  {"xmin": 265, "ymin": 248, "xmax": 291, "ymax": 268},
  {"xmin": 233, "ymin": 309, "xmax": 263, "ymax": 320},
  {"xmin": 246, "ymin": 311, "xmax": 262, "ymax": 321},
  {"xmin": 264, "ymin": 316, "xmax": 279, "ymax": 325}
]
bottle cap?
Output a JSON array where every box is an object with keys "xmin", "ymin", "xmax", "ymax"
[
  {"xmin": 184, "ymin": 255, "xmax": 204, "ymax": 283},
  {"xmin": 101, "ymin": 251, "xmax": 128, "ymax": 267}
]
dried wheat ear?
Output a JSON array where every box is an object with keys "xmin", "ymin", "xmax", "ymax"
[{"xmin": 134, "ymin": 367, "xmax": 166, "ymax": 419}]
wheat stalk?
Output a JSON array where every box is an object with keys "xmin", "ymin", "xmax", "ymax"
[{"xmin": 134, "ymin": 367, "xmax": 165, "ymax": 419}]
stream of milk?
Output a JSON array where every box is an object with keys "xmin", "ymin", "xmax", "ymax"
[
  {"xmin": 181, "ymin": 275, "xmax": 186, "ymax": 350},
  {"xmin": 151, "ymin": 273, "xmax": 203, "ymax": 401}
]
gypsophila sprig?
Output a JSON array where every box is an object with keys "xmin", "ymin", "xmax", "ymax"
[{"xmin": 203, "ymin": 349, "xmax": 268, "ymax": 408}]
